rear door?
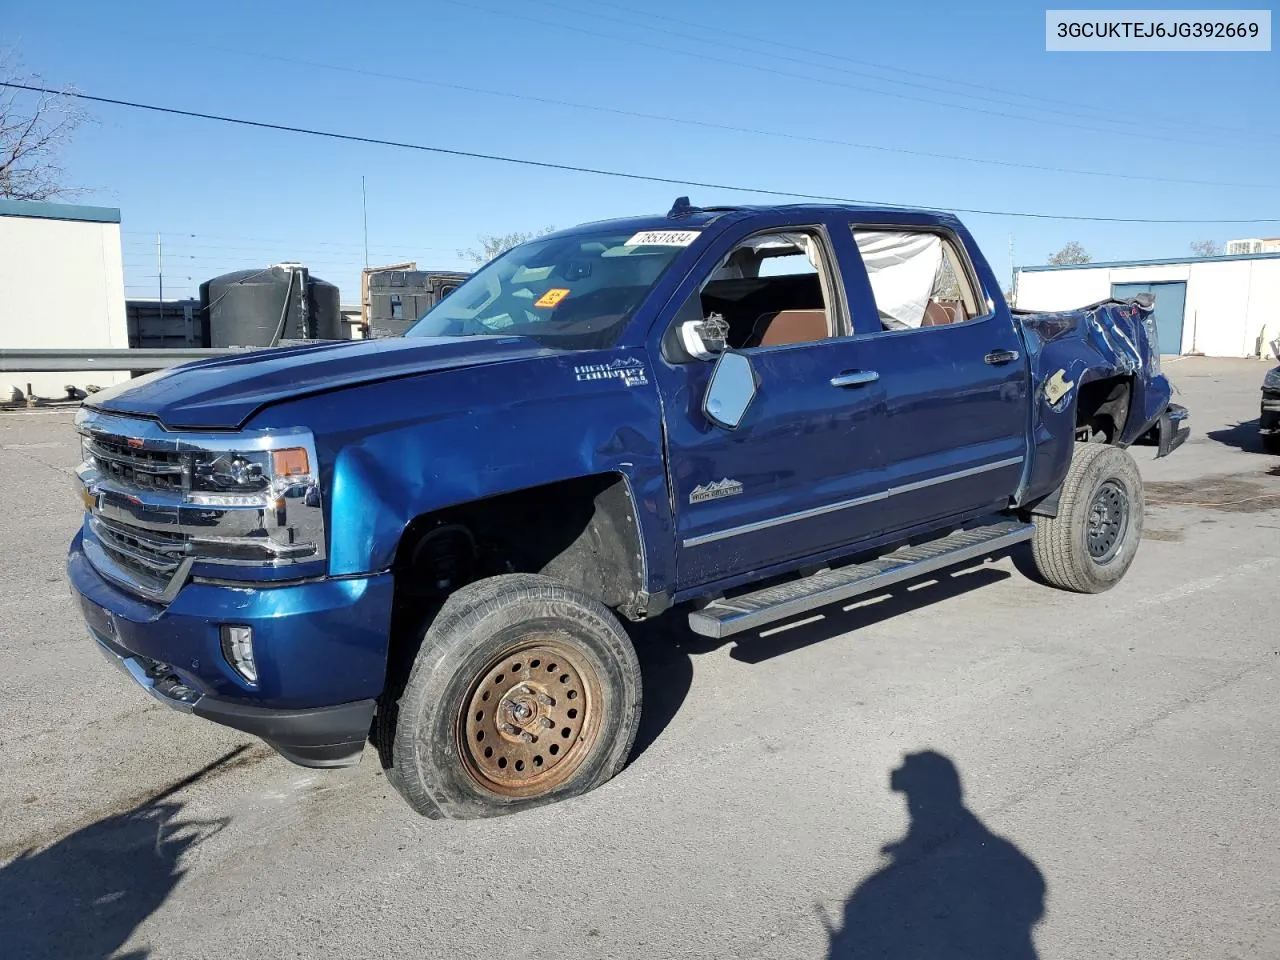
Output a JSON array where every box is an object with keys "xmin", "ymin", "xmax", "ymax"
[{"xmin": 829, "ymin": 220, "xmax": 1030, "ymax": 534}]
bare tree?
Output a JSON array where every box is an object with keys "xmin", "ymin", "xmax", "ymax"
[
  {"xmin": 1046, "ymin": 241, "xmax": 1091, "ymax": 265},
  {"xmin": 1189, "ymin": 239, "xmax": 1222, "ymax": 257},
  {"xmin": 458, "ymin": 227, "xmax": 556, "ymax": 266},
  {"xmin": 0, "ymin": 55, "xmax": 89, "ymax": 201}
]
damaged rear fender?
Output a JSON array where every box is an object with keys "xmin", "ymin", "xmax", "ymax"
[{"xmin": 1016, "ymin": 300, "xmax": 1172, "ymax": 508}]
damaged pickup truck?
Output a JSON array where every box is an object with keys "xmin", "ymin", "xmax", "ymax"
[{"xmin": 68, "ymin": 199, "xmax": 1188, "ymax": 819}]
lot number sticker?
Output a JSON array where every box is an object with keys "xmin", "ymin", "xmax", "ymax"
[
  {"xmin": 534, "ymin": 288, "xmax": 571, "ymax": 308},
  {"xmin": 625, "ymin": 230, "xmax": 701, "ymax": 247}
]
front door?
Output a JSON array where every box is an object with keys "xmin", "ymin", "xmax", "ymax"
[
  {"xmin": 1112, "ymin": 281, "xmax": 1186, "ymax": 355},
  {"xmin": 656, "ymin": 218, "xmax": 890, "ymax": 590}
]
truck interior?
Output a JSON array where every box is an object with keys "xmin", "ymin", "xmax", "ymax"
[
  {"xmin": 853, "ymin": 228, "xmax": 982, "ymax": 330},
  {"xmin": 697, "ymin": 231, "xmax": 837, "ymax": 348},
  {"xmin": 695, "ymin": 228, "xmax": 985, "ymax": 347}
]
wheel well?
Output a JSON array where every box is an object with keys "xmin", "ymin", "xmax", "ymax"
[
  {"xmin": 377, "ymin": 474, "xmax": 645, "ymax": 766},
  {"xmin": 391, "ymin": 472, "xmax": 645, "ymax": 621},
  {"xmin": 1074, "ymin": 375, "xmax": 1132, "ymax": 444}
]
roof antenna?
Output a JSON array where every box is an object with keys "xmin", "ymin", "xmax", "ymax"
[{"xmin": 668, "ymin": 196, "xmax": 696, "ymax": 219}]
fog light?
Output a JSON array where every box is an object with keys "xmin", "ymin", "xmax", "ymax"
[{"xmin": 220, "ymin": 625, "xmax": 258, "ymax": 685}]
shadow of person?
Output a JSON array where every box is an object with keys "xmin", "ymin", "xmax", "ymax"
[
  {"xmin": 826, "ymin": 751, "xmax": 1045, "ymax": 960},
  {"xmin": 1, "ymin": 750, "xmax": 240, "ymax": 960}
]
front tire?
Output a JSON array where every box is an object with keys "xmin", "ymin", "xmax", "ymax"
[
  {"xmin": 386, "ymin": 574, "xmax": 642, "ymax": 819},
  {"xmin": 1030, "ymin": 444, "xmax": 1144, "ymax": 594}
]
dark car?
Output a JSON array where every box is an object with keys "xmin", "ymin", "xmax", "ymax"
[{"xmin": 1261, "ymin": 338, "xmax": 1280, "ymax": 454}]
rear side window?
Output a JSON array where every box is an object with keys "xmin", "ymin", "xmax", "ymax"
[{"xmin": 852, "ymin": 228, "xmax": 985, "ymax": 332}]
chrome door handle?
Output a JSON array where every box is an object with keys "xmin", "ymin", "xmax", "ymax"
[
  {"xmin": 984, "ymin": 349, "xmax": 1020, "ymax": 365},
  {"xmin": 831, "ymin": 370, "xmax": 879, "ymax": 387}
]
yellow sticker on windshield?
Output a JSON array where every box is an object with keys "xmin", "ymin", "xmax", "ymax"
[{"xmin": 534, "ymin": 288, "xmax": 570, "ymax": 308}]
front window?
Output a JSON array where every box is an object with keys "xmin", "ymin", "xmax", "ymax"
[{"xmin": 407, "ymin": 228, "xmax": 690, "ymax": 349}]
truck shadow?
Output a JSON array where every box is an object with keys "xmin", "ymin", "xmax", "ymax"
[
  {"xmin": 823, "ymin": 749, "xmax": 1046, "ymax": 959},
  {"xmin": 1207, "ymin": 418, "xmax": 1263, "ymax": 452},
  {"xmin": 626, "ymin": 560, "xmax": 1012, "ymax": 761},
  {"xmin": 0, "ymin": 747, "xmax": 245, "ymax": 960}
]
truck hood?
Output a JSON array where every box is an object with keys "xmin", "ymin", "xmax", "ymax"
[{"xmin": 85, "ymin": 336, "xmax": 558, "ymax": 430}]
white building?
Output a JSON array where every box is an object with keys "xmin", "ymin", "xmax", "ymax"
[
  {"xmin": 1013, "ymin": 251, "xmax": 1280, "ymax": 358},
  {"xmin": 0, "ymin": 199, "xmax": 130, "ymax": 398},
  {"xmin": 1226, "ymin": 238, "xmax": 1280, "ymax": 255}
]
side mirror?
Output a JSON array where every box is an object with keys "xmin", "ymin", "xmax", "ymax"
[
  {"xmin": 703, "ymin": 351, "xmax": 757, "ymax": 430},
  {"xmin": 678, "ymin": 312, "xmax": 729, "ymax": 361}
]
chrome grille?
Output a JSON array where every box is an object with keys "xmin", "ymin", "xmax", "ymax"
[
  {"xmin": 92, "ymin": 516, "xmax": 188, "ymax": 572},
  {"xmin": 86, "ymin": 437, "xmax": 187, "ymax": 492},
  {"xmin": 90, "ymin": 516, "xmax": 188, "ymax": 597},
  {"xmin": 75, "ymin": 407, "xmax": 325, "ymax": 603}
]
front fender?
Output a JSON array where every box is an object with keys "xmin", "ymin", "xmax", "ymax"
[{"xmin": 253, "ymin": 350, "xmax": 675, "ymax": 596}]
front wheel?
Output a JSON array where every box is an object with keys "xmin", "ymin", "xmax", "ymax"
[
  {"xmin": 386, "ymin": 574, "xmax": 642, "ymax": 819},
  {"xmin": 1030, "ymin": 444, "xmax": 1144, "ymax": 593}
]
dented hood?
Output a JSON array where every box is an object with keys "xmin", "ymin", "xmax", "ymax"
[{"xmin": 85, "ymin": 336, "xmax": 557, "ymax": 430}]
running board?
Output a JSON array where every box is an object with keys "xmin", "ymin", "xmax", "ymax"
[{"xmin": 687, "ymin": 519, "xmax": 1035, "ymax": 639}]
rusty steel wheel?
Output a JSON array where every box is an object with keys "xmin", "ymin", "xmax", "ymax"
[
  {"xmin": 386, "ymin": 574, "xmax": 642, "ymax": 820},
  {"xmin": 460, "ymin": 638, "xmax": 603, "ymax": 798}
]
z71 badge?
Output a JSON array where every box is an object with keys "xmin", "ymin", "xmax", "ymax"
[{"xmin": 689, "ymin": 478, "xmax": 744, "ymax": 504}]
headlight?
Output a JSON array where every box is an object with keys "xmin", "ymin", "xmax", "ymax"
[
  {"xmin": 1264, "ymin": 368, "xmax": 1280, "ymax": 391},
  {"xmin": 183, "ymin": 440, "xmax": 323, "ymax": 562}
]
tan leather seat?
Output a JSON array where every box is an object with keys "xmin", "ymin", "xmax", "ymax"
[
  {"xmin": 751, "ymin": 309, "xmax": 829, "ymax": 347},
  {"xmin": 921, "ymin": 300, "xmax": 952, "ymax": 327},
  {"xmin": 923, "ymin": 299, "xmax": 970, "ymax": 327}
]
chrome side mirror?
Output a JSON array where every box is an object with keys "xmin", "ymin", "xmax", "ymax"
[
  {"xmin": 678, "ymin": 312, "xmax": 729, "ymax": 361},
  {"xmin": 703, "ymin": 351, "xmax": 757, "ymax": 430}
]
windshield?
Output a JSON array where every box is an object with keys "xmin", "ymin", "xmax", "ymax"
[{"xmin": 406, "ymin": 228, "xmax": 691, "ymax": 349}]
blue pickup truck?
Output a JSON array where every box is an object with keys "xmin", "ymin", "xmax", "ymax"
[{"xmin": 69, "ymin": 199, "xmax": 1188, "ymax": 819}]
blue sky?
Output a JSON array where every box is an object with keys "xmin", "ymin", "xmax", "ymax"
[{"xmin": 6, "ymin": 0, "xmax": 1278, "ymax": 302}]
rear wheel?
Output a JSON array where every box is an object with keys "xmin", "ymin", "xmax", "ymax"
[
  {"xmin": 386, "ymin": 574, "xmax": 642, "ymax": 819},
  {"xmin": 1030, "ymin": 444, "xmax": 1144, "ymax": 593}
]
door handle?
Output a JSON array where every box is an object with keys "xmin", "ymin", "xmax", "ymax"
[
  {"xmin": 984, "ymin": 349, "xmax": 1020, "ymax": 365},
  {"xmin": 831, "ymin": 370, "xmax": 879, "ymax": 387}
]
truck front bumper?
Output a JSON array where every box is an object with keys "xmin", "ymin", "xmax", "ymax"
[
  {"xmin": 1259, "ymin": 390, "xmax": 1280, "ymax": 435},
  {"xmin": 92, "ymin": 633, "xmax": 377, "ymax": 766},
  {"xmin": 68, "ymin": 531, "xmax": 394, "ymax": 768}
]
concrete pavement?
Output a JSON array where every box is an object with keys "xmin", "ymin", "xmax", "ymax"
[{"xmin": 1, "ymin": 356, "xmax": 1277, "ymax": 959}]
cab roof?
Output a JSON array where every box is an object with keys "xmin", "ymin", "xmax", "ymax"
[{"xmin": 551, "ymin": 196, "xmax": 963, "ymax": 240}]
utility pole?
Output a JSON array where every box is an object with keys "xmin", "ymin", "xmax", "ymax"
[
  {"xmin": 157, "ymin": 232, "xmax": 164, "ymax": 323},
  {"xmin": 361, "ymin": 176, "xmax": 370, "ymax": 326}
]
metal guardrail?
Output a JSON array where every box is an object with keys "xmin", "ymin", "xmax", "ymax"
[{"xmin": 0, "ymin": 347, "xmax": 252, "ymax": 373}]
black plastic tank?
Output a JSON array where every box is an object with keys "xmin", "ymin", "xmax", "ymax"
[{"xmin": 199, "ymin": 264, "xmax": 342, "ymax": 347}]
